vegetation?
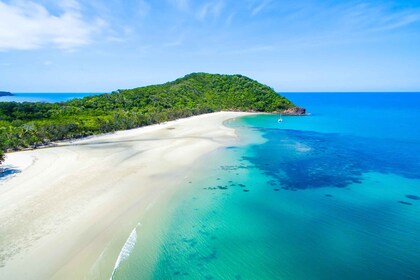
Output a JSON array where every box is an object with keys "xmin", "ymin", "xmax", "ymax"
[
  {"xmin": 0, "ymin": 91, "xmax": 13, "ymax": 97},
  {"xmin": 0, "ymin": 150, "xmax": 4, "ymax": 166},
  {"xmin": 0, "ymin": 73, "xmax": 298, "ymax": 165}
]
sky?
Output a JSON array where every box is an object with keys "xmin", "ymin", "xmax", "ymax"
[{"xmin": 1, "ymin": 0, "xmax": 420, "ymax": 92}]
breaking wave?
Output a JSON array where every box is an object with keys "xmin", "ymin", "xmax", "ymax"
[{"xmin": 110, "ymin": 223, "xmax": 141, "ymax": 279}]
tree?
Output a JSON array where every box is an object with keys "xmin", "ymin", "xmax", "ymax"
[
  {"xmin": 0, "ymin": 73, "xmax": 303, "ymax": 152},
  {"xmin": 0, "ymin": 150, "xmax": 5, "ymax": 172}
]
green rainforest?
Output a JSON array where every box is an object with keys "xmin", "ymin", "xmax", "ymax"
[{"xmin": 0, "ymin": 73, "xmax": 302, "ymax": 164}]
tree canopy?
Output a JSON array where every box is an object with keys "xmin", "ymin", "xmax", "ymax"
[{"xmin": 0, "ymin": 73, "xmax": 298, "ymax": 164}]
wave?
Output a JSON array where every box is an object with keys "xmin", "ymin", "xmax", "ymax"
[{"xmin": 110, "ymin": 223, "xmax": 141, "ymax": 279}]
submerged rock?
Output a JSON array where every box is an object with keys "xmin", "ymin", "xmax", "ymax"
[{"xmin": 325, "ymin": 194, "xmax": 333, "ymax": 197}]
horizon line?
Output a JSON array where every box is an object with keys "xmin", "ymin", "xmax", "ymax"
[{"xmin": 4, "ymin": 91, "xmax": 420, "ymax": 94}]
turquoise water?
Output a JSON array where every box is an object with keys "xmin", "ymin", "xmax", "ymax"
[
  {"xmin": 0, "ymin": 92, "xmax": 101, "ymax": 103},
  {"xmin": 112, "ymin": 93, "xmax": 420, "ymax": 279}
]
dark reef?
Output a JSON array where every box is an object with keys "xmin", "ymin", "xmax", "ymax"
[{"xmin": 244, "ymin": 128, "xmax": 420, "ymax": 190}]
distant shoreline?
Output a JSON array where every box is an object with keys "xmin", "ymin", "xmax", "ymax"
[
  {"xmin": 0, "ymin": 92, "xmax": 101, "ymax": 103},
  {"xmin": 0, "ymin": 91, "xmax": 13, "ymax": 97}
]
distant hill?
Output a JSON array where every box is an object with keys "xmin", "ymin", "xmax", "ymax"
[
  {"xmin": 0, "ymin": 73, "xmax": 305, "ymax": 155},
  {"xmin": 0, "ymin": 91, "xmax": 13, "ymax": 97},
  {"xmin": 66, "ymin": 72, "xmax": 303, "ymax": 113}
]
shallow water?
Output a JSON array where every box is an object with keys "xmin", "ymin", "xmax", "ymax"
[
  {"xmin": 111, "ymin": 93, "xmax": 420, "ymax": 279},
  {"xmin": 0, "ymin": 168, "xmax": 20, "ymax": 181}
]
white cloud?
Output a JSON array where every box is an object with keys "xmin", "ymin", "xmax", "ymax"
[
  {"xmin": 0, "ymin": 0, "xmax": 106, "ymax": 51},
  {"xmin": 197, "ymin": 0, "xmax": 225, "ymax": 21},
  {"xmin": 333, "ymin": 2, "xmax": 420, "ymax": 33},
  {"xmin": 211, "ymin": 0, "xmax": 225, "ymax": 18},
  {"xmin": 225, "ymin": 12, "xmax": 235, "ymax": 25},
  {"xmin": 251, "ymin": 0, "xmax": 272, "ymax": 16},
  {"xmin": 169, "ymin": 0, "xmax": 224, "ymax": 21},
  {"xmin": 59, "ymin": 0, "xmax": 81, "ymax": 11}
]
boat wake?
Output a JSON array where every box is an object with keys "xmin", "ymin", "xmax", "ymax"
[{"xmin": 110, "ymin": 223, "xmax": 141, "ymax": 279}]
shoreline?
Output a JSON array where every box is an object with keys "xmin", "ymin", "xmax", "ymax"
[{"xmin": 0, "ymin": 111, "xmax": 256, "ymax": 279}]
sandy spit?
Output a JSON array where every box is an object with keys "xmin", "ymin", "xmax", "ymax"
[{"xmin": 0, "ymin": 112, "xmax": 254, "ymax": 279}]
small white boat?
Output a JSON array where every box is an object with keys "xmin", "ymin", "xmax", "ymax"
[{"xmin": 278, "ymin": 118, "xmax": 283, "ymax": 123}]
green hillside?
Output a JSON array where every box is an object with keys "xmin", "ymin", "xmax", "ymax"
[{"xmin": 0, "ymin": 73, "xmax": 303, "ymax": 163}]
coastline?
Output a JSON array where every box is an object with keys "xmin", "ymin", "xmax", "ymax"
[{"xmin": 0, "ymin": 111, "xmax": 256, "ymax": 280}]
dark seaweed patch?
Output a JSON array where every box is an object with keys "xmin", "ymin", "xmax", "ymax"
[
  {"xmin": 220, "ymin": 165, "xmax": 239, "ymax": 171},
  {"xmin": 406, "ymin": 195, "xmax": 420, "ymax": 200},
  {"xmin": 281, "ymin": 187, "xmax": 297, "ymax": 191},
  {"xmin": 267, "ymin": 180, "xmax": 278, "ymax": 186},
  {"xmin": 398, "ymin": 201, "xmax": 413, "ymax": 205}
]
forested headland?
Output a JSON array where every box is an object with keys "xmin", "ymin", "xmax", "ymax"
[
  {"xmin": 0, "ymin": 73, "xmax": 304, "ymax": 165},
  {"xmin": 0, "ymin": 92, "xmax": 13, "ymax": 97}
]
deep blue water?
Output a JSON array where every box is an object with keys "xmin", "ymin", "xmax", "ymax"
[
  {"xmin": 243, "ymin": 92, "xmax": 420, "ymax": 190},
  {"xmin": 0, "ymin": 92, "xmax": 101, "ymax": 103}
]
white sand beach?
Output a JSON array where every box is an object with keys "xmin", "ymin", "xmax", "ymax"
[{"xmin": 0, "ymin": 112, "xmax": 252, "ymax": 280}]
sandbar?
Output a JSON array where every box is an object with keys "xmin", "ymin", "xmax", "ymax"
[{"xmin": 0, "ymin": 111, "xmax": 253, "ymax": 279}]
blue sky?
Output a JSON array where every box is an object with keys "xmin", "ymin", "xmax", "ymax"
[{"xmin": 1, "ymin": 0, "xmax": 420, "ymax": 92}]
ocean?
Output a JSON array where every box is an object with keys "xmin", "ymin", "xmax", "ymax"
[
  {"xmin": 110, "ymin": 92, "xmax": 420, "ymax": 279},
  {"xmin": 0, "ymin": 92, "xmax": 102, "ymax": 103}
]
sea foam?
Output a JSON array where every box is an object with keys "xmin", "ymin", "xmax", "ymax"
[{"xmin": 110, "ymin": 223, "xmax": 141, "ymax": 279}]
